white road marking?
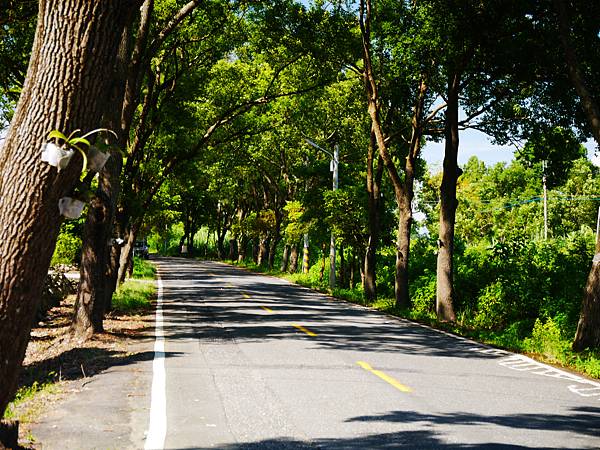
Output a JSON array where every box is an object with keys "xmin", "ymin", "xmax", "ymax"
[
  {"xmin": 498, "ymin": 353, "xmax": 600, "ymax": 399},
  {"xmin": 145, "ymin": 273, "xmax": 167, "ymax": 450}
]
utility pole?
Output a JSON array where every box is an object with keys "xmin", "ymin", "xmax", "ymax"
[
  {"xmin": 329, "ymin": 144, "xmax": 339, "ymax": 290},
  {"xmin": 542, "ymin": 160, "xmax": 548, "ymax": 240},
  {"xmin": 304, "ymin": 137, "xmax": 338, "ymax": 290}
]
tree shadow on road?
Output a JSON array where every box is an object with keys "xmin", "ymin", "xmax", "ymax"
[
  {"xmin": 177, "ymin": 429, "xmax": 550, "ymax": 449},
  {"xmin": 345, "ymin": 406, "xmax": 600, "ymax": 439}
]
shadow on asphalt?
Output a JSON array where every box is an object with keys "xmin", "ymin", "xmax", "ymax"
[
  {"xmin": 345, "ymin": 406, "xmax": 600, "ymax": 439},
  {"xmin": 175, "ymin": 431, "xmax": 542, "ymax": 449},
  {"xmin": 153, "ymin": 258, "xmax": 599, "ymax": 449},
  {"xmin": 156, "ymin": 257, "xmax": 502, "ymax": 360},
  {"xmin": 19, "ymin": 347, "xmax": 183, "ymax": 389}
]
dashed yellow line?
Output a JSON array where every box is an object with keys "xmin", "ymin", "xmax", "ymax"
[
  {"xmin": 292, "ymin": 324, "xmax": 317, "ymax": 337},
  {"xmin": 357, "ymin": 361, "xmax": 412, "ymax": 393},
  {"xmin": 260, "ymin": 306, "xmax": 273, "ymax": 313}
]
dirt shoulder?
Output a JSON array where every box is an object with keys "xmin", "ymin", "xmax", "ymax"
[{"xmin": 9, "ymin": 292, "xmax": 155, "ymax": 449}]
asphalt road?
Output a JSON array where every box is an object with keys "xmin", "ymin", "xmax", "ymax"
[
  {"xmin": 30, "ymin": 256, "xmax": 600, "ymax": 449},
  {"xmin": 147, "ymin": 257, "xmax": 600, "ymax": 449}
]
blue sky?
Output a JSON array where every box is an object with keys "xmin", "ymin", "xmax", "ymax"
[{"xmin": 421, "ymin": 129, "xmax": 599, "ymax": 171}]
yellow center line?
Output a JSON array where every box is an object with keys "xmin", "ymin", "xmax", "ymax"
[
  {"xmin": 260, "ymin": 306, "xmax": 273, "ymax": 313},
  {"xmin": 357, "ymin": 361, "xmax": 412, "ymax": 393},
  {"xmin": 292, "ymin": 323, "xmax": 317, "ymax": 337}
]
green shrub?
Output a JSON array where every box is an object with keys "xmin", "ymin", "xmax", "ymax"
[
  {"xmin": 474, "ymin": 281, "xmax": 510, "ymax": 329},
  {"xmin": 525, "ymin": 317, "xmax": 569, "ymax": 361},
  {"xmin": 132, "ymin": 257, "xmax": 156, "ymax": 279},
  {"xmin": 410, "ymin": 272, "xmax": 436, "ymax": 314},
  {"xmin": 51, "ymin": 231, "xmax": 81, "ymax": 266}
]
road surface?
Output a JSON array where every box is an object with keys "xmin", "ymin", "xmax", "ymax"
[{"xmin": 34, "ymin": 257, "xmax": 600, "ymax": 449}]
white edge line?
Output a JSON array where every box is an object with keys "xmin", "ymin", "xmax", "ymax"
[{"xmin": 145, "ymin": 271, "xmax": 166, "ymax": 450}]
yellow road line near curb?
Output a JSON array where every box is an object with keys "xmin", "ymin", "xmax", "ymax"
[
  {"xmin": 357, "ymin": 361, "xmax": 412, "ymax": 393},
  {"xmin": 292, "ymin": 324, "xmax": 317, "ymax": 337},
  {"xmin": 261, "ymin": 306, "xmax": 273, "ymax": 313}
]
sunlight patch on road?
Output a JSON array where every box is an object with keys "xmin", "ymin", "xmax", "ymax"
[
  {"xmin": 357, "ymin": 361, "xmax": 412, "ymax": 393},
  {"xmin": 292, "ymin": 323, "xmax": 317, "ymax": 337}
]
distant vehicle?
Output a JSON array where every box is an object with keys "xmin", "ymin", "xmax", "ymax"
[{"xmin": 133, "ymin": 240, "xmax": 149, "ymax": 259}]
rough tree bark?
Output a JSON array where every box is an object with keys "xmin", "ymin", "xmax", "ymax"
[
  {"xmin": 0, "ymin": 0, "xmax": 136, "ymax": 419},
  {"xmin": 280, "ymin": 245, "xmax": 290, "ymax": 272},
  {"xmin": 435, "ymin": 73, "xmax": 461, "ymax": 322},
  {"xmin": 228, "ymin": 239, "xmax": 237, "ymax": 260},
  {"xmin": 360, "ymin": 0, "xmax": 428, "ymax": 309},
  {"xmin": 288, "ymin": 244, "xmax": 299, "ymax": 273},
  {"xmin": 71, "ymin": 24, "xmax": 132, "ymax": 340},
  {"xmin": 364, "ymin": 130, "xmax": 383, "ymax": 301}
]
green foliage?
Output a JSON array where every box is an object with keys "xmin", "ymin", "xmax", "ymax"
[
  {"xmin": 525, "ymin": 317, "xmax": 569, "ymax": 362},
  {"xmin": 4, "ymin": 374, "xmax": 57, "ymax": 420},
  {"xmin": 283, "ymin": 201, "xmax": 312, "ymax": 243},
  {"xmin": 409, "ymin": 272, "xmax": 436, "ymax": 315},
  {"xmin": 517, "ymin": 127, "xmax": 587, "ymax": 187},
  {"xmin": 132, "ymin": 257, "xmax": 156, "ymax": 279},
  {"xmin": 111, "ymin": 280, "xmax": 155, "ymax": 314},
  {"xmin": 51, "ymin": 223, "xmax": 82, "ymax": 266}
]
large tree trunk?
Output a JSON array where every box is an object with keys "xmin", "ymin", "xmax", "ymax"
[
  {"xmin": 257, "ymin": 238, "xmax": 268, "ymax": 266},
  {"xmin": 349, "ymin": 250, "xmax": 355, "ymax": 289},
  {"xmin": 395, "ymin": 78, "xmax": 427, "ymax": 309},
  {"xmin": 364, "ymin": 130, "xmax": 383, "ymax": 301},
  {"xmin": 0, "ymin": 0, "xmax": 136, "ymax": 420},
  {"xmin": 268, "ymin": 235, "xmax": 280, "ymax": 270},
  {"xmin": 118, "ymin": 225, "xmax": 137, "ymax": 284},
  {"xmin": 360, "ymin": 1, "xmax": 416, "ymax": 309},
  {"xmin": 71, "ymin": 163, "xmax": 120, "ymax": 339},
  {"xmin": 228, "ymin": 239, "xmax": 237, "ymax": 261},
  {"xmin": 238, "ymin": 236, "xmax": 248, "ymax": 262},
  {"xmin": 280, "ymin": 245, "xmax": 290, "ymax": 272},
  {"xmin": 395, "ymin": 204, "xmax": 412, "ymax": 309},
  {"xmin": 289, "ymin": 244, "xmax": 299, "ymax": 273},
  {"xmin": 71, "ymin": 23, "xmax": 132, "ymax": 340},
  {"xmin": 573, "ymin": 248, "xmax": 600, "ymax": 351},
  {"xmin": 435, "ymin": 74, "xmax": 461, "ymax": 322},
  {"xmin": 339, "ymin": 244, "xmax": 346, "ymax": 288}
]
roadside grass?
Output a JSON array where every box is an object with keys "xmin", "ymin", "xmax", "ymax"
[
  {"xmin": 4, "ymin": 375, "xmax": 58, "ymax": 423},
  {"xmin": 132, "ymin": 256, "xmax": 156, "ymax": 279},
  {"xmin": 225, "ymin": 259, "xmax": 600, "ymax": 380},
  {"xmin": 111, "ymin": 258, "xmax": 157, "ymax": 313},
  {"xmin": 111, "ymin": 279, "xmax": 155, "ymax": 314}
]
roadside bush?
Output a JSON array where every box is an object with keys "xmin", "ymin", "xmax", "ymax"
[
  {"xmin": 473, "ymin": 281, "xmax": 511, "ymax": 329},
  {"xmin": 525, "ymin": 317, "xmax": 569, "ymax": 362},
  {"xmin": 410, "ymin": 272, "xmax": 436, "ymax": 315},
  {"xmin": 133, "ymin": 257, "xmax": 156, "ymax": 279},
  {"xmin": 51, "ymin": 229, "xmax": 81, "ymax": 266}
]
